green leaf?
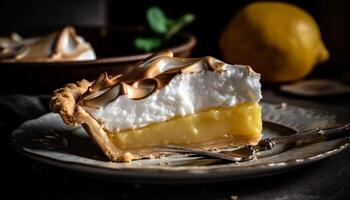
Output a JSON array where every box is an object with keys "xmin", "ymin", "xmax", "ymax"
[
  {"xmin": 134, "ymin": 37, "xmax": 162, "ymax": 52},
  {"xmin": 147, "ymin": 6, "xmax": 170, "ymax": 34},
  {"xmin": 165, "ymin": 13, "xmax": 195, "ymax": 40},
  {"xmin": 134, "ymin": 7, "xmax": 195, "ymax": 52}
]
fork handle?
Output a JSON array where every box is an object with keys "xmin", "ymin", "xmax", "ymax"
[{"xmin": 257, "ymin": 123, "xmax": 350, "ymax": 151}]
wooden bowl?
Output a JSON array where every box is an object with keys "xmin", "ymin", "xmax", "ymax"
[{"xmin": 0, "ymin": 27, "xmax": 196, "ymax": 94}]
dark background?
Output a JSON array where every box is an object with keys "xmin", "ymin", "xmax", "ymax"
[
  {"xmin": 0, "ymin": 0, "xmax": 349, "ymax": 67},
  {"xmin": 0, "ymin": 1, "xmax": 349, "ymax": 199}
]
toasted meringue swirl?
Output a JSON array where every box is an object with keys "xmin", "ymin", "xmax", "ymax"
[
  {"xmin": 78, "ymin": 51, "xmax": 234, "ymax": 108},
  {"xmin": 0, "ymin": 26, "xmax": 96, "ymax": 62}
]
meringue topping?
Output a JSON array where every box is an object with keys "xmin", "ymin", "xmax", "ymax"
[
  {"xmin": 82, "ymin": 51, "xmax": 261, "ymax": 131},
  {"xmin": 0, "ymin": 26, "xmax": 96, "ymax": 62},
  {"xmin": 78, "ymin": 51, "xmax": 235, "ymax": 108}
]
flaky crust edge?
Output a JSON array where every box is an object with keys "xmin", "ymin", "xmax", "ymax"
[{"xmin": 50, "ymin": 80, "xmax": 129, "ymax": 161}]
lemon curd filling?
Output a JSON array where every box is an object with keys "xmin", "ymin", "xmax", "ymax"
[{"xmin": 107, "ymin": 102, "xmax": 262, "ymax": 150}]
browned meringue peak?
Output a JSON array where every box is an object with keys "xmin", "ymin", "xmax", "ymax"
[
  {"xmin": 0, "ymin": 33, "xmax": 22, "ymax": 59},
  {"xmin": 79, "ymin": 51, "xmax": 227, "ymax": 108},
  {"xmin": 0, "ymin": 26, "xmax": 96, "ymax": 62}
]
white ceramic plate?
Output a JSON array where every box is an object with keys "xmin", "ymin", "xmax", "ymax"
[{"xmin": 11, "ymin": 103, "xmax": 350, "ymax": 183}]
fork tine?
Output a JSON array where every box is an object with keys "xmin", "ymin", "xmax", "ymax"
[{"xmin": 154, "ymin": 145, "xmax": 250, "ymax": 162}]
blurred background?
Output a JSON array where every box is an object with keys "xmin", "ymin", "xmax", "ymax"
[
  {"xmin": 0, "ymin": 0, "xmax": 348, "ymax": 67},
  {"xmin": 0, "ymin": 0, "xmax": 349, "ymax": 95},
  {"xmin": 0, "ymin": 1, "xmax": 349, "ymax": 199}
]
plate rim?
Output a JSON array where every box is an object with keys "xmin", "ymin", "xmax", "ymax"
[{"xmin": 10, "ymin": 102, "xmax": 350, "ymax": 182}]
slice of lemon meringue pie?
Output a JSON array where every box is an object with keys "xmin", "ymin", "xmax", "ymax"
[{"xmin": 50, "ymin": 51, "xmax": 262, "ymax": 162}]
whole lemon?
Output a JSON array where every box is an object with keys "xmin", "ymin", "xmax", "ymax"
[{"xmin": 220, "ymin": 2, "xmax": 329, "ymax": 82}]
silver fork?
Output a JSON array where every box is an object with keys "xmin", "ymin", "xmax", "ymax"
[{"xmin": 155, "ymin": 123, "xmax": 350, "ymax": 162}]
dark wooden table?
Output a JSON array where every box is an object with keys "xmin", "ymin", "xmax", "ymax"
[{"xmin": 1, "ymin": 88, "xmax": 349, "ymax": 200}]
